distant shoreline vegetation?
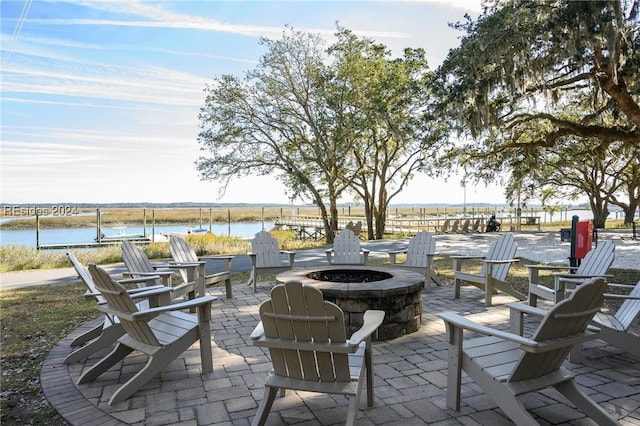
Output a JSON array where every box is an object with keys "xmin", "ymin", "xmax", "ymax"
[{"xmin": 0, "ymin": 203, "xmax": 592, "ymax": 231}]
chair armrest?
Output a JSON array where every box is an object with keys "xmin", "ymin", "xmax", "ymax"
[
  {"xmin": 281, "ymin": 251, "xmax": 296, "ymax": 265},
  {"xmin": 126, "ymin": 270, "xmax": 174, "ymax": 278},
  {"xmin": 439, "ymin": 311, "xmax": 599, "ymax": 353},
  {"xmin": 169, "ymin": 261, "xmax": 206, "ymax": 267},
  {"xmin": 118, "ymin": 275, "xmax": 162, "ymax": 286},
  {"xmin": 388, "ymin": 249, "xmax": 408, "ymax": 255},
  {"xmin": 524, "ymin": 264, "xmax": 569, "ymax": 271},
  {"xmin": 83, "ymin": 285, "xmax": 166, "ymax": 300},
  {"xmin": 483, "ymin": 259, "xmax": 519, "ymax": 264},
  {"xmin": 250, "ymin": 321, "xmax": 265, "ymax": 340},
  {"xmin": 200, "ymin": 255, "xmax": 234, "ymax": 261},
  {"xmin": 348, "ymin": 310, "xmax": 385, "ymax": 347},
  {"xmin": 604, "ymin": 293, "xmax": 640, "ymax": 300},
  {"xmin": 553, "ymin": 273, "xmax": 613, "ymax": 279},
  {"xmin": 507, "ymin": 302, "xmax": 547, "ymax": 334},
  {"xmin": 506, "ymin": 302, "xmax": 547, "ymax": 318},
  {"xmin": 450, "ymin": 255, "xmax": 485, "ymax": 260},
  {"xmin": 200, "ymin": 255, "xmax": 233, "ymax": 269},
  {"xmin": 131, "ymin": 295, "xmax": 216, "ymax": 319},
  {"xmin": 439, "ymin": 311, "xmax": 537, "ymax": 347}
]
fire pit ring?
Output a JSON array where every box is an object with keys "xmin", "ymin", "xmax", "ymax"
[{"xmin": 276, "ymin": 265, "xmax": 425, "ymax": 340}]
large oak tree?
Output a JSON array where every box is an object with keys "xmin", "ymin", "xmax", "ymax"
[{"xmin": 436, "ymin": 0, "xmax": 639, "ymax": 223}]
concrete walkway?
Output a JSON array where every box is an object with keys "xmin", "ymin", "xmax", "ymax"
[
  {"xmin": 3, "ymin": 231, "xmax": 639, "ymax": 425},
  {"xmin": 2, "ymin": 229, "xmax": 639, "ymax": 291}
]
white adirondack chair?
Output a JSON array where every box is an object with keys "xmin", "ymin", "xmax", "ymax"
[
  {"xmin": 325, "ymin": 229, "xmax": 369, "ymax": 265},
  {"xmin": 121, "ymin": 240, "xmax": 199, "ymax": 299},
  {"xmin": 250, "ymin": 280, "xmax": 385, "ymax": 426},
  {"xmin": 78, "ymin": 264, "xmax": 215, "ymax": 405},
  {"xmin": 388, "ymin": 230, "xmax": 440, "ymax": 290},
  {"xmin": 247, "ymin": 231, "xmax": 296, "ymax": 292},
  {"xmin": 64, "ymin": 252, "xmax": 168, "ymax": 364},
  {"xmin": 169, "ymin": 235, "xmax": 234, "ymax": 298},
  {"xmin": 527, "ymin": 240, "xmax": 615, "ymax": 306},
  {"xmin": 439, "ymin": 277, "xmax": 621, "ymax": 426},
  {"xmin": 452, "ymin": 232, "xmax": 523, "ymax": 306}
]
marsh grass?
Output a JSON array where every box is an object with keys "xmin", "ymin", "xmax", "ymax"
[{"xmin": 0, "ymin": 229, "xmax": 324, "ymax": 272}]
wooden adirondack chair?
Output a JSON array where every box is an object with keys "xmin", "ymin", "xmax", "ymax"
[
  {"xmin": 326, "ymin": 228, "xmax": 369, "ymax": 265},
  {"xmin": 78, "ymin": 264, "xmax": 215, "ymax": 405},
  {"xmin": 527, "ymin": 240, "xmax": 615, "ymax": 306},
  {"xmin": 460, "ymin": 219, "xmax": 471, "ymax": 233},
  {"xmin": 439, "ymin": 277, "xmax": 621, "ymax": 426},
  {"xmin": 249, "ymin": 280, "xmax": 385, "ymax": 426},
  {"xmin": 449, "ymin": 219, "xmax": 461, "ymax": 233},
  {"xmin": 121, "ymin": 240, "xmax": 199, "ymax": 299},
  {"xmin": 571, "ymin": 280, "xmax": 640, "ymax": 361},
  {"xmin": 388, "ymin": 230, "xmax": 440, "ymax": 290},
  {"xmin": 452, "ymin": 232, "xmax": 523, "ymax": 306},
  {"xmin": 169, "ymin": 235, "xmax": 233, "ymax": 298},
  {"xmin": 471, "ymin": 218, "xmax": 482, "ymax": 232},
  {"xmin": 435, "ymin": 219, "xmax": 451, "ymax": 235},
  {"xmin": 64, "ymin": 252, "xmax": 169, "ymax": 364},
  {"xmin": 248, "ymin": 231, "xmax": 296, "ymax": 292}
]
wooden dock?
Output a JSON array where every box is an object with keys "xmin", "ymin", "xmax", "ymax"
[{"xmin": 273, "ymin": 215, "xmax": 490, "ymax": 239}]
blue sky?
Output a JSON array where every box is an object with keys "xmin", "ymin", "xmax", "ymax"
[{"xmin": 2, "ymin": 0, "xmax": 507, "ymax": 206}]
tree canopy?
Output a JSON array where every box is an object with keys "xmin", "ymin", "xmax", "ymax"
[
  {"xmin": 196, "ymin": 26, "xmax": 439, "ymax": 241},
  {"xmin": 436, "ymin": 0, "xmax": 639, "ymax": 223}
]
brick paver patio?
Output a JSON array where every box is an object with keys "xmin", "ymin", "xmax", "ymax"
[{"xmin": 42, "ymin": 279, "xmax": 640, "ymax": 425}]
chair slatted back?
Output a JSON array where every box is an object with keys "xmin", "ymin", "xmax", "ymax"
[
  {"xmin": 259, "ymin": 281, "xmax": 350, "ymax": 383},
  {"xmin": 617, "ymin": 281, "xmax": 640, "ymax": 331},
  {"xmin": 332, "ymin": 229, "xmax": 362, "ymax": 264},
  {"xmin": 251, "ymin": 231, "xmax": 282, "ymax": 268},
  {"xmin": 405, "ymin": 231, "xmax": 436, "ymax": 268},
  {"xmin": 88, "ymin": 264, "xmax": 160, "ymax": 347},
  {"xmin": 460, "ymin": 219, "xmax": 471, "ymax": 233},
  {"xmin": 577, "ymin": 240, "xmax": 615, "ymax": 276},
  {"xmin": 121, "ymin": 240, "xmax": 154, "ymax": 273},
  {"xmin": 481, "ymin": 233, "xmax": 518, "ymax": 283},
  {"xmin": 67, "ymin": 252, "xmax": 105, "ymax": 304},
  {"xmin": 169, "ymin": 235, "xmax": 199, "ymax": 283},
  {"xmin": 509, "ymin": 278, "xmax": 606, "ymax": 382},
  {"xmin": 450, "ymin": 219, "xmax": 461, "ymax": 233},
  {"xmin": 440, "ymin": 219, "xmax": 451, "ymax": 233}
]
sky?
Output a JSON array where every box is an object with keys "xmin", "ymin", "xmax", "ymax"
[{"xmin": 1, "ymin": 0, "xmax": 510, "ymax": 207}]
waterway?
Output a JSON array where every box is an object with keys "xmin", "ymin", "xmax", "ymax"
[{"xmin": 0, "ymin": 222, "xmax": 274, "ymax": 247}]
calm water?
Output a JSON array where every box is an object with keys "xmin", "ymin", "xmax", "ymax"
[{"xmin": 0, "ymin": 222, "xmax": 274, "ymax": 247}]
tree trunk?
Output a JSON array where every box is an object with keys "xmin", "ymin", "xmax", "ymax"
[
  {"xmin": 589, "ymin": 195, "xmax": 609, "ymax": 229},
  {"xmin": 374, "ymin": 208, "xmax": 386, "ymax": 240},
  {"xmin": 623, "ymin": 203, "xmax": 639, "ymax": 225}
]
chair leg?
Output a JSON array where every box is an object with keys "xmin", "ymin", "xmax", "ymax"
[
  {"xmin": 225, "ymin": 277, "xmax": 232, "ymax": 299},
  {"xmin": 77, "ymin": 343, "xmax": 133, "ymax": 384},
  {"xmin": 493, "ymin": 392, "xmax": 539, "ymax": 426},
  {"xmin": 109, "ymin": 354, "xmax": 167, "ymax": 405},
  {"xmin": 70, "ymin": 322, "xmax": 104, "ymax": 347},
  {"xmin": 64, "ymin": 324, "xmax": 125, "ymax": 364},
  {"xmin": 555, "ymin": 379, "xmax": 621, "ymax": 425},
  {"xmin": 251, "ymin": 385, "xmax": 279, "ymax": 426}
]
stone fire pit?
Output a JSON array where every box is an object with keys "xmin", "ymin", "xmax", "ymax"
[{"xmin": 276, "ymin": 265, "xmax": 425, "ymax": 340}]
